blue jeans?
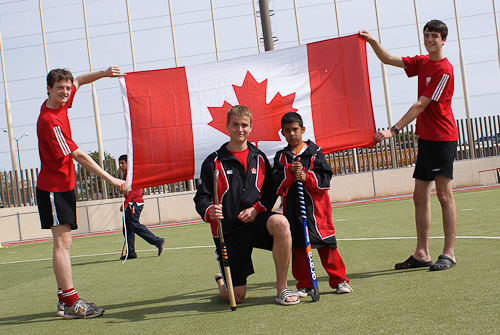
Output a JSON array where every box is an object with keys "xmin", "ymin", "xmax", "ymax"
[{"xmin": 123, "ymin": 203, "xmax": 162, "ymax": 257}]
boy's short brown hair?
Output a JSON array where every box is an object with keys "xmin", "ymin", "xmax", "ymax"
[
  {"xmin": 47, "ymin": 68, "xmax": 74, "ymax": 88},
  {"xmin": 423, "ymin": 19, "xmax": 448, "ymax": 40},
  {"xmin": 226, "ymin": 105, "xmax": 253, "ymax": 124}
]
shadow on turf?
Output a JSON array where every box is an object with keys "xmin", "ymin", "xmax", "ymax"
[
  {"xmin": 0, "ymin": 289, "xmax": 227, "ymax": 326},
  {"xmin": 347, "ymin": 267, "xmax": 430, "ymax": 280},
  {"xmin": 93, "ymin": 288, "xmax": 248, "ymax": 322},
  {"xmin": 72, "ymin": 254, "xmax": 160, "ymax": 267},
  {"xmin": 0, "ymin": 312, "xmax": 60, "ymax": 326},
  {"xmin": 87, "ymin": 281, "xmax": 309, "ymax": 322},
  {"xmin": 0, "ymin": 275, "xmax": 387, "ymax": 326},
  {"xmin": 2, "ymin": 271, "xmax": 427, "ymax": 325}
]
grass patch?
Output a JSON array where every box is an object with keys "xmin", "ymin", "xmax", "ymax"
[{"xmin": 1, "ymin": 188, "xmax": 499, "ymax": 334}]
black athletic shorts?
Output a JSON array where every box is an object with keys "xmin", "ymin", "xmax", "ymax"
[
  {"xmin": 214, "ymin": 211, "xmax": 277, "ymax": 287},
  {"xmin": 413, "ymin": 138, "xmax": 457, "ymax": 181},
  {"xmin": 36, "ymin": 187, "xmax": 77, "ymax": 230}
]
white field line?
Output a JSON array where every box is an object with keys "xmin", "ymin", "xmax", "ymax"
[
  {"xmin": 0, "ymin": 245, "xmax": 214, "ymax": 265},
  {"xmin": 338, "ymin": 236, "xmax": 500, "ymax": 241},
  {"xmin": 0, "ymin": 237, "xmax": 498, "ymax": 265}
]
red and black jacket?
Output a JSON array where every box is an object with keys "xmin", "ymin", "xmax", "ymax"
[
  {"xmin": 273, "ymin": 140, "xmax": 337, "ymax": 249},
  {"xmin": 194, "ymin": 142, "xmax": 277, "ymax": 237}
]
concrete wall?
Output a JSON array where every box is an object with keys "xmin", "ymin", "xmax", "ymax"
[{"xmin": 1, "ymin": 156, "xmax": 498, "ymax": 244}]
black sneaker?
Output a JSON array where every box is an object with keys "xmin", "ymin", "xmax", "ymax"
[
  {"xmin": 120, "ymin": 254, "xmax": 137, "ymax": 260},
  {"xmin": 158, "ymin": 238, "xmax": 165, "ymax": 256},
  {"xmin": 63, "ymin": 299, "xmax": 104, "ymax": 319}
]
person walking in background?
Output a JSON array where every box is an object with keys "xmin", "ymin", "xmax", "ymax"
[{"xmin": 119, "ymin": 154, "xmax": 165, "ymax": 260}]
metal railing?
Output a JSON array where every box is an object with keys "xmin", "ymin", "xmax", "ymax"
[{"xmin": 327, "ymin": 115, "xmax": 500, "ymax": 175}]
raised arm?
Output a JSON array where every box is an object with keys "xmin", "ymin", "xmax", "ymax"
[
  {"xmin": 73, "ymin": 66, "xmax": 125, "ymax": 90},
  {"xmin": 359, "ymin": 29, "xmax": 405, "ymax": 68},
  {"xmin": 70, "ymin": 148, "xmax": 128, "ymax": 193}
]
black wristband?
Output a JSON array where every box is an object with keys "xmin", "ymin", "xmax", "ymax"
[{"xmin": 390, "ymin": 125, "xmax": 399, "ymax": 134}]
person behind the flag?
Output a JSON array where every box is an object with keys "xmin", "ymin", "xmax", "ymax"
[
  {"xmin": 36, "ymin": 67, "xmax": 128, "ymax": 319},
  {"xmin": 359, "ymin": 20, "xmax": 458, "ymax": 271},
  {"xmin": 273, "ymin": 112, "xmax": 352, "ymax": 297},
  {"xmin": 118, "ymin": 154, "xmax": 165, "ymax": 260},
  {"xmin": 194, "ymin": 105, "xmax": 300, "ymax": 306}
]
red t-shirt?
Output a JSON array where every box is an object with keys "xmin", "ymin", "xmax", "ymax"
[
  {"xmin": 36, "ymin": 85, "xmax": 79, "ymax": 192},
  {"xmin": 403, "ymin": 55, "xmax": 458, "ymax": 141},
  {"xmin": 229, "ymin": 147, "xmax": 249, "ymax": 174},
  {"xmin": 124, "ymin": 189, "xmax": 144, "ymax": 207},
  {"xmin": 228, "ymin": 146, "xmax": 264, "ymax": 213}
]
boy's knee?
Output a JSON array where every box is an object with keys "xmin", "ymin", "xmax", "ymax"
[
  {"xmin": 412, "ymin": 192, "xmax": 429, "ymax": 207},
  {"xmin": 232, "ymin": 286, "xmax": 247, "ymax": 304},
  {"xmin": 267, "ymin": 215, "xmax": 290, "ymax": 237},
  {"xmin": 54, "ymin": 236, "xmax": 72, "ymax": 251},
  {"xmin": 235, "ymin": 292, "xmax": 246, "ymax": 304},
  {"xmin": 436, "ymin": 190, "xmax": 454, "ymax": 206}
]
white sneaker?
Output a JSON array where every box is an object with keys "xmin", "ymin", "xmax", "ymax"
[
  {"xmin": 56, "ymin": 302, "xmax": 65, "ymax": 317},
  {"xmin": 63, "ymin": 299, "xmax": 104, "ymax": 319},
  {"xmin": 336, "ymin": 281, "xmax": 353, "ymax": 294},
  {"xmin": 296, "ymin": 287, "xmax": 311, "ymax": 298}
]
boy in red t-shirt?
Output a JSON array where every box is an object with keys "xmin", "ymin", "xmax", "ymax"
[
  {"xmin": 36, "ymin": 67, "xmax": 128, "ymax": 319},
  {"xmin": 359, "ymin": 20, "xmax": 458, "ymax": 271}
]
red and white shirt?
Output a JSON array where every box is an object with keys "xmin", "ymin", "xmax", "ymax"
[
  {"xmin": 403, "ymin": 55, "xmax": 458, "ymax": 141},
  {"xmin": 36, "ymin": 85, "xmax": 79, "ymax": 192},
  {"xmin": 123, "ymin": 188, "xmax": 144, "ymax": 207}
]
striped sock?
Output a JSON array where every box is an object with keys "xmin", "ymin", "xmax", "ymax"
[{"xmin": 61, "ymin": 288, "xmax": 79, "ymax": 307}]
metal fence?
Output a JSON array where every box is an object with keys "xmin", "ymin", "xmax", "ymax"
[
  {"xmin": 327, "ymin": 115, "xmax": 500, "ymax": 174},
  {"xmin": 0, "ymin": 157, "xmax": 193, "ymax": 208},
  {"xmin": 1, "ymin": 115, "xmax": 499, "ymax": 208}
]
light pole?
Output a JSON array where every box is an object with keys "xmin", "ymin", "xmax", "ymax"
[{"xmin": 3, "ymin": 130, "xmax": 28, "ymax": 171}]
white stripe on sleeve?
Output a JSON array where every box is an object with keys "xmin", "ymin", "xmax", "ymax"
[
  {"xmin": 53, "ymin": 126, "xmax": 71, "ymax": 156},
  {"xmin": 431, "ymin": 74, "xmax": 449, "ymax": 101}
]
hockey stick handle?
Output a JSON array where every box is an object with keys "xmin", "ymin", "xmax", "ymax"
[
  {"xmin": 297, "ymin": 181, "xmax": 320, "ymax": 301},
  {"xmin": 121, "ymin": 199, "xmax": 129, "ymax": 264},
  {"xmin": 214, "ymin": 170, "xmax": 237, "ymax": 311}
]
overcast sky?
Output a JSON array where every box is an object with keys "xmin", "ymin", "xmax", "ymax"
[{"xmin": 1, "ymin": 0, "xmax": 499, "ymax": 171}]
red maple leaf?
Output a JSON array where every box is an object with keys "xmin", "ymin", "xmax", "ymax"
[{"xmin": 207, "ymin": 71, "xmax": 298, "ymax": 145}]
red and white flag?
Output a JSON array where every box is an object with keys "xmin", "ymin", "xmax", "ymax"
[{"xmin": 120, "ymin": 34, "xmax": 376, "ymax": 190}]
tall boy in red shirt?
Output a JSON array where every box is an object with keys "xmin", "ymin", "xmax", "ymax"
[
  {"xmin": 359, "ymin": 20, "xmax": 458, "ymax": 271},
  {"xmin": 37, "ymin": 67, "xmax": 128, "ymax": 319}
]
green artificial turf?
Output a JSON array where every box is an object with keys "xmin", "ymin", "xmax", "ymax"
[{"xmin": 0, "ymin": 188, "xmax": 499, "ymax": 334}]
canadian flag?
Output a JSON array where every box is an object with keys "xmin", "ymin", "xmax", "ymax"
[{"xmin": 120, "ymin": 34, "xmax": 376, "ymax": 190}]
